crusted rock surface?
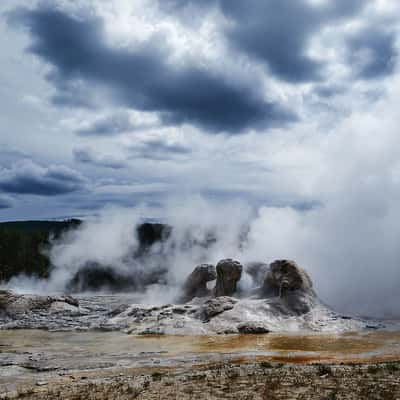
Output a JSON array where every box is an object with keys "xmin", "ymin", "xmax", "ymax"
[
  {"xmin": 215, "ymin": 259, "xmax": 243, "ymax": 297},
  {"xmin": 237, "ymin": 322, "xmax": 270, "ymax": 334},
  {"xmin": 0, "ymin": 290, "xmax": 80, "ymax": 318},
  {"xmin": 197, "ymin": 296, "xmax": 237, "ymax": 321},
  {"xmin": 260, "ymin": 259, "xmax": 317, "ymax": 314},
  {"xmin": 0, "ymin": 259, "xmax": 384, "ymax": 334}
]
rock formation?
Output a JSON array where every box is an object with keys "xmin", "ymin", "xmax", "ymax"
[
  {"xmin": 237, "ymin": 322, "xmax": 270, "ymax": 334},
  {"xmin": 261, "ymin": 259, "xmax": 316, "ymax": 314},
  {"xmin": 178, "ymin": 264, "xmax": 216, "ymax": 303},
  {"xmin": 262, "ymin": 260, "xmax": 314, "ymax": 296},
  {"xmin": 214, "ymin": 259, "xmax": 243, "ymax": 297},
  {"xmin": 197, "ymin": 296, "xmax": 237, "ymax": 321},
  {"xmin": 0, "ymin": 259, "xmax": 371, "ymax": 335},
  {"xmin": 0, "ymin": 290, "xmax": 80, "ymax": 319},
  {"xmin": 178, "ymin": 259, "xmax": 316, "ymax": 315}
]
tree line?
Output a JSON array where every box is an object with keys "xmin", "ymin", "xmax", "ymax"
[{"xmin": 0, "ymin": 220, "xmax": 81, "ymax": 283}]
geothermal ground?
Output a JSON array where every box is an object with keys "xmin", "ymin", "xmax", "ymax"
[
  {"xmin": 2, "ymin": 329, "xmax": 400, "ymax": 399},
  {"xmin": 1, "ymin": 303, "xmax": 400, "ymax": 399},
  {"xmin": 1, "ymin": 260, "xmax": 400, "ymax": 398}
]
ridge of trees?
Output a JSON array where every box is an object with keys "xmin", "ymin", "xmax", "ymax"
[{"xmin": 0, "ymin": 220, "xmax": 169, "ymax": 283}]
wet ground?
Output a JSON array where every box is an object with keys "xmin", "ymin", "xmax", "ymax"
[
  {"xmin": 2, "ymin": 329, "xmax": 400, "ymax": 371},
  {"xmin": 2, "ymin": 329, "xmax": 400, "ymax": 397}
]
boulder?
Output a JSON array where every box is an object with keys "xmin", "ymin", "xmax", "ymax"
[
  {"xmin": 283, "ymin": 290, "xmax": 316, "ymax": 315},
  {"xmin": 197, "ymin": 296, "xmax": 237, "ymax": 321},
  {"xmin": 214, "ymin": 259, "xmax": 243, "ymax": 297},
  {"xmin": 261, "ymin": 260, "xmax": 314, "ymax": 297},
  {"xmin": 237, "ymin": 322, "xmax": 270, "ymax": 334},
  {"xmin": 261, "ymin": 260, "xmax": 316, "ymax": 314},
  {"xmin": 179, "ymin": 264, "xmax": 216, "ymax": 303},
  {"xmin": 0, "ymin": 290, "xmax": 80, "ymax": 319}
]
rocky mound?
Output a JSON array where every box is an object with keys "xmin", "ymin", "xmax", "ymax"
[
  {"xmin": 179, "ymin": 264, "xmax": 216, "ymax": 303},
  {"xmin": 0, "ymin": 290, "xmax": 80, "ymax": 320},
  {"xmin": 262, "ymin": 259, "xmax": 314, "ymax": 296},
  {"xmin": 215, "ymin": 259, "xmax": 243, "ymax": 297},
  {"xmin": 0, "ymin": 260, "xmax": 377, "ymax": 334},
  {"xmin": 177, "ymin": 258, "xmax": 317, "ymax": 315},
  {"xmin": 260, "ymin": 259, "xmax": 317, "ymax": 315},
  {"xmin": 113, "ymin": 259, "xmax": 368, "ymax": 335}
]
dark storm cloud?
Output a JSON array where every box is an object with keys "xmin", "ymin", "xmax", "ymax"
[
  {"xmin": 9, "ymin": 6, "xmax": 295, "ymax": 134},
  {"xmin": 220, "ymin": 0, "xmax": 323, "ymax": 82},
  {"xmin": 221, "ymin": 0, "xmax": 367, "ymax": 82},
  {"xmin": 129, "ymin": 139, "xmax": 192, "ymax": 161},
  {"xmin": 0, "ymin": 196, "xmax": 13, "ymax": 209},
  {"xmin": 347, "ymin": 27, "xmax": 397, "ymax": 79},
  {"xmin": 0, "ymin": 161, "xmax": 87, "ymax": 196},
  {"xmin": 160, "ymin": 0, "xmax": 366, "ymax": 83},
  {"xmin": 73, "ymin": 148, "xmax": 126, "ymax": 169}
]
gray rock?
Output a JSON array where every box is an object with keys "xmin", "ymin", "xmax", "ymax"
[
  {"xmin": 261, "ymin": 260, "xmax": 314, "ymax": 297},
  {"xmin": 0, "ymin": 290, "xmax": 80, "ymax": 319},
  {"xmin": 179, "ymin": 264, "xmax": 216, "ymax": 303},
  {"xmin": 237, "ymin": 323, "xmax": 270, "ymax": 334},
  {"xmin": 138, "ymin": 325, "xmax": 166, "ymax": 335},
  {"xmin": 261, "ymin": 260, "xmax": 317, "ymax": 315},
  {"xmin": 0, "ymin": 261, "xmax": 367, "ymax": 334},
  {"xmin": 197, "ymin": 296, "xmax": 237, "ymax": 321},
  {"xmin": 106, "ymin": 304, "xmax": 130, "ymax": 317},
  {"xmin": 215, "ymin": 259, "xmax": 243, "ymax": 297}
]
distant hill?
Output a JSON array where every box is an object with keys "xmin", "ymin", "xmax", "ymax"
[{"xmin": 0, "ymin": 219, "xmax": 82, "ymax": 234}]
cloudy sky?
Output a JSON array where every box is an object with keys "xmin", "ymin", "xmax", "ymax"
[{"xmin": 0, "ymin": 0, "xmax": 399, "ymax": 221}]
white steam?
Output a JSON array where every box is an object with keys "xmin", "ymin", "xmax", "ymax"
[
  {"xmin": 3, "ymin": 193, "xmax": 400, "ymax": 317},
  {"xmin": 47, "ymin": 207, "xmax": 143, "ymax": 291}
]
